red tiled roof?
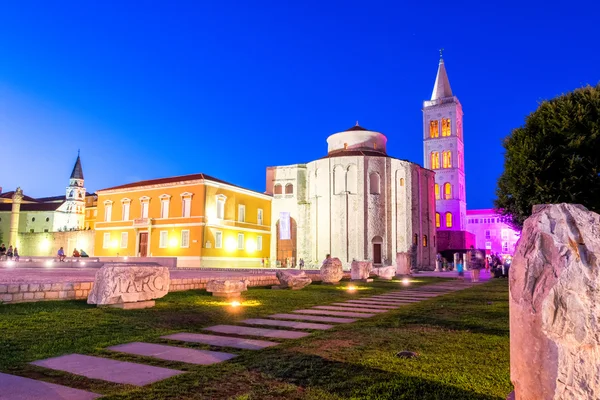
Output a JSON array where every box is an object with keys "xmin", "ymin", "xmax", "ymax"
[
  {"xmin": 99, "ymin": 173, "xmax": 270, "ymax": 197},
  {"xmin": 0, "ymin": 202, "xmax": 62, "ymax": 212},
  {"xmin": 0, "ymin": 192, "xmax": 40, "ymax": 202},
  {"xmin": 322, "ymin": 149, "xmax": 388, "ymax": 159}
]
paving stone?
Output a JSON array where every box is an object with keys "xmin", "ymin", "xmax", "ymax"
[
  {"xmin": 334, "ymin": 302, "xmax": 399, "ymax": 309},
  {"xmin": 161, "ymin": 333, "xmax": 279, "ymax": 350},
  {"xmin": 107, "ymin": 342, "xmax": 237, "ymax": 365},
  {"xmin": 379, "ymin": 294, "xmax": 438, "ymax": 298},
  {"xmin": 241, "ymin": 318, "xmax": 334, "ymax": 330},
  {"xmin": 30, "ymin": 354, "xmax": 183, "ymax": 386},
  {"xmin": 293, "ymin": 309, "xmax": 376, "ymax": 318},
  {"xmin": 312, "ymin": 305, "xmax": 388, "ymax": 313},
  {"xmin": 348, "ymin": 298, "xmax": 415, "ymax": 305},
  {"xmin": 367, "ymin": 297, "xmax": 422, "ymax": 302},
  {"xmin": 204, "ymin": 325, "xmax": 310, "ymax": 339},
  {"xmin": 0, "ymin": 372, "xmax": 101, "ymax": 400},
  {"xmin": 267, "ymin": 313, "xmax": 357, "ymax": 323}
]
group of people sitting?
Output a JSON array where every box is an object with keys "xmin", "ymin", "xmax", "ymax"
[
  {"xmin": 0, "ymin": 244, "xmax": 19, "ymax": 261},
  {"xmin": 56, "ymin": 247, "xmax": 89, "ymax": 261},
  {"xmin": 488, "ymin": 253, "xmax": 510, "ymax": 278}
]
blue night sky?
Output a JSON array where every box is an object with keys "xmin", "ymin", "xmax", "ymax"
[{"xmin": 0, "ymin": 1, "xmax": 598, "ymax": 209}]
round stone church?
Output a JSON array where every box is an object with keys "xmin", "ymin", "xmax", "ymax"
[{"xmin": 266, "ymin": 123, "xmax": 436, "ymax": 269}]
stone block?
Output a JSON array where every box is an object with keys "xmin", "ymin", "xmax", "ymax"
[
  {"xmin": 206, "ymin": 279, "xmax": 249, "ymax": 298},
  {"xmin": 19, "ymin": 284, "xmax": 29, "ymax": 292},
  {"xmin": 45, "ymin": 292, "xmax": 59, "ymax": 299},
  {"xmin": 34, "ymin": 292, "xmax": 45, "ymax": 299},
  {"xmin": 372, "ymin": 266, "xmax": 396, "ymax": 280},
  {"xmin": 51, "ymin": 283, "xmax": 63, "ymax": 291},
  {"xmin": 80, "ymin": 282, "xmax": 91, "ymax": 290},
  {"xmin": 0, "ymin": 285, "xmax": 7, "ymax": 293},
  {"xmin": 106, "ymin": 300, "xmax": 155, "ymax": 310},
  {"xmin": 67, "ymin": 290, "xmax": 75, "ymax": 297},
  {"xmin": 1, "ymin": 294, "xmax": 13, "ymax": 302},
  {"xmin": 320, "ymin": 257, "xmax": 344, "ymax": 284},
  {"xmin": 87, "ymin": 265, "xmax": 169, "ymax": 307},
  {"xmin": 42, "ymin": 284, "xmax": 52, "ymax": 291},
  {"xmin": 351, "ymin": 261, "xmax": 372, "ymax": 280},
  {"xmin": 76, "ymin": 290, "xmax": 83, "ymax": 297},
  {"xmin": 7, "ymin": 285, "xmax": 19, "ymax": 294},
  {"xmin": 28, "ymin": 284, "xmax": 40, "ymax": 292},
  {"xmin": 12, "ymin": 293, "xmax": 23, "ymax": 301},
  {"xmin": 275, "ymin": 270, "xmax": 312, "ymax": 290},
  {"xmin": 59, "ymin": 291, "xmax": 69, "ymax": 299},
  {"xmin": 396, "ymin": 252, "xmax": 412, "ymax": 276},
  {"xmin": 23, "ymin": 292, "xmax": 34, "ymax": 300},
  {"xmin": 62, "ymin": 283, "xmax": 74, "ymax": 291},
  {"xmin": 510, "ymin": 204, "xmax": 600, "ymax": 400}
]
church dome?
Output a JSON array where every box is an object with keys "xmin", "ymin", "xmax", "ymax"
[{"xmin": 326, "ymin": 123, "xmax": 387, "ymax": 155}]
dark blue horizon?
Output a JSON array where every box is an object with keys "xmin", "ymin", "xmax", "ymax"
[{"xmin": 1, "ymin": 1, "xmax": 598, "ymax": 209}]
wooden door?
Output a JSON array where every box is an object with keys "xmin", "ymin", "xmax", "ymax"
[
  {"xmin": 139, "ymin": 232, "xmax": 148, "ymax": 257},
  {"xmin": 373, "ymin": 243, "xmax": 382, "ymax": 264}
]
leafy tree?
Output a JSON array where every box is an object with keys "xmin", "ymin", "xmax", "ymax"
[{"xmin": 495, "ymin": 84, "xmax": 600, "ymax": 229}]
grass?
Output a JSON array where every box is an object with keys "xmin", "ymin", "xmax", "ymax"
[{"xmin": 0, "ymin": 277, "xmax": 512, "ymax": 399}]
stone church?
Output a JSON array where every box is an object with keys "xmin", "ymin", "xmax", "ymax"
[{"xmin": 266, "ymin": 123, "xmax": 436, "ymax": 270}]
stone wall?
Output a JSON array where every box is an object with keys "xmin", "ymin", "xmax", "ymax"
[
  {"xmin": 16, "ymin": 230, "xmax": 95, "ymax": 257},
  {"xmin": 0, "ymin": 271, "xmax": 349, "ymax": 304}
]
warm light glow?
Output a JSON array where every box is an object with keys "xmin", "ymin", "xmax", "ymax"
[
  {"xmin": 225, "ymin": 237, "xmax": 237, "ymax": 252},
  {"xmin": 347, "ymin": 285, "xmax": 357, "ymax": 292},
  {"xmin": 7, "ymin": 261, "xmax": 14, "ymax": 267},
  {"xmin": 76, "ymin": 239, "xmax": 87, "ymax": 250},
  {"xmin": 80, "ymin": 262, "xmax": 86, "ymax": 266},
  {"xmin": 246, "ymin": 239, "xmax": 256, "ymax": 252},
  {"xmin": 169, "ymin": 238, "xmax": 178, "ymax": 247},
  {"xmin": 45, "ymin": 260, "xmax": 53, "ymax": 267},
  {"xmin": 111, "ymin": 240, "xmax": 119, "ymax": 249},
  {"xmin": 402, "ymin": 278, "xmax": 410, "ymax": 286},
  {"xmin": 40, "ymin": 239, "xmax": 50, "ymax": 251},
  {"xmin": 231, "ymin": 301, "xmax": 241, "ymax": 307},
  {"xmin": 206, "ymin": 208, "xmax": 217, "ymax": 225},
  {"xmin": 124, "ymin": 256, "xmax": 128, "ymax": 260}
]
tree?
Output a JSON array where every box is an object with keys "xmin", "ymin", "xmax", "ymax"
[{"xmin": 495, "ymin": 84, "xmax": 600, "ymax": 229}]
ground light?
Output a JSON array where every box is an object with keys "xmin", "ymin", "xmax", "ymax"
[
  {"xmin": 402, "ymin": 278, "xmax": 411, "ymax": 286},
  {"xmin": 230, "ymin": 301, "xmax": 241, "ymax": 307},
  {"xmin": 347, "ymin": 285, "xmax": 357, "ymax": 292},
  {"xmin": 6, "ymin": 261, "xmax": 14, "ymax": 267},
  {"xmin": 45, "ymin": 260, "xmax": 53, "ymax": 267}
]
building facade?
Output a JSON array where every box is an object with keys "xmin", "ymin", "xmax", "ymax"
[
  {"xmin": 423, "ymin": 55, "xmax": 474, "ymax": 251},
  {"xmin": 466, "ymin": 209, "xmax": 521, "ymax": 256},
  {"xmin": 267, "ymin": 124, "xmax": 436, "ymax": 270},
  {"xmin": 84, "ymin": 193, "xmax": 98, "ymax": 230},
  {"xmin": 94, "ymin": 173, "xmax": 271, "ymax": 268}
]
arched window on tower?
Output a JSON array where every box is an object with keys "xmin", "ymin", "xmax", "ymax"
[
  {"xmin": 429, "ymin": 120, "xmax": 439, "ymax": 138},
  {"xmin": 285, "ymin": 183, "xmax": 294, "ymax": 195},
  {"xmin": 346, "ymin": 165, "xmax": 358, "ymax": 194},
  {"xmin": 458, "ymin": 151, "xmax": 462, "ymax": 169},
  {"xmin": 369, "ymin": 173, "xmax": 380, "ymax": 195},
  {"xmin": 435, "ymin": 183, "xmax": 440, "ymax": 200},
  {"xmin": 274, "ymin": 184, "xmax": 282, "ymax": 195},
  {"xmin": 436, "ymin": 212, "xmax": 440, "ymax": 228},
  {"xmin": 430, "ymin": 152, "xmax": 440, "ymax": 169},
  {"xmin": 423, "ymin": 235, "xmax": 428, "ymax": 247},
  {"xmin": 442, "ymin": 118, "xmax": 451, "ymax": 136},
  {"xmin": 334, "ymin": 165, "xmax": 345, "ymax": 194},
  {"xmin": 442, "ymin": 151, "xmax": 452, "ymax": 168},
  {"xmin": 446, "ymin": 212, "xmax": 453, "ymax": 228},
  {"xmin": 399, "ymin": 177, "xmax": 404, "ymax": 187},
  {"xmin": 444, "ymin": 183, "xmax": 452, "ymax": 200}
]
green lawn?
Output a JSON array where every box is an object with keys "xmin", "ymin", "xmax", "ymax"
[{"xmin": 0, "ymin": 278, "xmax": 511, "ymax": 399}]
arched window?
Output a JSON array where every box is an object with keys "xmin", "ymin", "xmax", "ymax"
[
  {"xmin": 444, "ymin": 183, "xmax": 452, "ymax": 200},
  {"xmin": 423, "ymin": 235, "xmax": 428, "ymax": 247},
  {"xmin": 436, "ymin": 212, "xmax": 440, "ymax": 228},
  {"xmin": 274, "ymin": 184, "xmax": 282, "ymax": 195},
  {"xmin": 334, "ymin": 165, "xmax": 345, "ymax": 194},
  {"xmin": 430, "ymin": 152, "xmax": 440, "ymax": 169},
  {"xmin": 429, "ymin": 120, "xmax": 439, "ymax": 138},
  {"xmin": 457, "ymin": 151, "xmax": 462, "ymax": 169},
  {"xmin": 346, "ymin": 165, "xmax": 358, "ymax": 194},
  {"xmin": 413, "ymin": 234, "xmax": 418, "ymax": 245},
  {"xmin": 442, "ymin": 118, "xmax": 451, "ymax": 136},
  {"xmin": 285, "ymin": 183, "xmax": 294, "ymax": 195},
  {"xmin": 369, "ymin": 172, "xmax": 380, "ymax": 194},
  {"xmin": 442, "ymin": 151, "xmax": 452, "ymax": 168},
  {"xmin": 435, "ymin": 183, "xmax": 440, "ymax": 200},
  {"xmin": 446, "ymin": 212, "xmax": 453, "ymax": 228},
  {"xmin": 216, "ymin": 195, "xmax": 226, "ymax": 219}
]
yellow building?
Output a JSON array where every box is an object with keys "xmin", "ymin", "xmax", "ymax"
[
  {"xmin": 84, "ymin": 193, "xmax": 98, "ymax": 230},
  {"xmin": 94, "ymin": 173, "xmax": 272, "ymax": 268}
]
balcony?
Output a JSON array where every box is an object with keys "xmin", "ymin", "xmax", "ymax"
[{"xmin": 133, "ymin": 218, "xmax": 152, "ymax": 227}]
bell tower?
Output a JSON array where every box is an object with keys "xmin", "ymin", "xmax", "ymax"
[
  {"xmin": 423, "ymin": 52, "xmax": 468, "ymax": 246},
  {"xmin": 63, "ymin": 152, "xmax": 86, "ymax": 229}
]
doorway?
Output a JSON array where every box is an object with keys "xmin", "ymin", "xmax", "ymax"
[
  {"xmin": 139, "ymin": 232, "xmax": 148, "ymax": 257},
  {"xmin": 276, "ymin": 217, "xmax": 297, "ymax": 267},
  {"xmin": 371, "ymin": 235, "xmax": 383, "ymax": 265}
]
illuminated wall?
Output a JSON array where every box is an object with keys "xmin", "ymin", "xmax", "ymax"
[{"xmin": 16, "ymin": 230, "xmax": 95, "ymax": 257}]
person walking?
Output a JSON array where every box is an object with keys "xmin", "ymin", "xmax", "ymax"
[
  {"xmin": 13, "ymin": 247, "xmax": 19, "ymax": 261},
  {"xmin": 0, "ymin": 243, "xmax": 6, "ymax": 261}
]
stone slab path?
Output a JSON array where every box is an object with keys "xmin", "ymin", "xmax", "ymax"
[
  {"xmin": 292, "ymin": 309, "xmax": 377, "ymax": 318},
  {"xmin": 31, "ymin": 354, "xmax": 184, "ymax": 386},
  {"xmin": 203, "ymin": 324, "xmax": 310, "ymax": 339},
  {"xmin": 0, "ymin": 372, "xmax": 101, "ymax": 400},
  {"xmin": 311, "ymin": 305, "xmax": 388, "ymax": 313},
  {"xmin": 107, "ymin": 342, "xmax": 237, "ymax": 365},
  {"xmin": 241, "ymin": 318, "xmax": 334, "ymax": 330},
  {"xmin": 333, "ymin": 302, "xmax": 399, "ymax": 309},
  {"xmin": 267, "ymin": 313, "xmax": 358, "ymax": 323},
  {"xmin": 162, "ymin": 333, "xmax": 280, "ymax": 350}
]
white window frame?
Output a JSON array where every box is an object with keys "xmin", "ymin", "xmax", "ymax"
[
  {"xmin": 257, "ymin": 235, "xmax": 263, "ymax": 251},
  {"xmin": 181, "ymin": 192, "xmax": 193, "ymax": 218},
  {"xmin": 237, "ymin": 233, "xmax": 244, "ymax": 250},
  {"xmin": 104, "ymin": 201, "xmax": 113, "ymax": 222},
  {"xmin": 215, "ymin": 231, "xmax": 223, "ymax": 249},
  {"xmin": 140, "ymin": 197, "xmax": 150, "ymax": 219},
  {"xmin": 216, "ymin": 195, "xmax": 226, "ymax": 219},
  {"xmin": 257, "ymin": 208, "xmax": 263, "ymax": 225},
  {"xmin": 238, "ymin": 205, "xmax": 246, "ymax": 222},
  {"xmin": 485, "ymin": 241, "xmax": 492, "ymax": 249},
  {"xmin": 159, "ymin": 195, "xmax": 171, "ymax": 219},
  {"xmin": 181, "ymin": 230, "xmax": 190, "ymax": 248},
  {"xmin": 103, "ymin": 233, "xmax": 110, "ymax": 248},
  {"xmin": 121, "ymin": 232, "xmax": 128, "ymax": 248},
  {"xmin": 121, "ymin": 200, "xmax": 130, "ymax": 221},
  {"xmin": 159, "ymin": 230, "xmax": 168, "ymax": 248}
]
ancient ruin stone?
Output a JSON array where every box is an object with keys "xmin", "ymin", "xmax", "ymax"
[
  {"xmin": 206, "ymin": 279, "xmax": 249, "ymax": 299},
  {"xmin": 373, "ymin": 266, "xmax": 395, "ymax": 280},
  {"xmin": 395, "ymin": 252, "xmax": 411, "ymax": 276},
  {"xmin": 351, "ymin": 261, "xmax": 372, "ymax": 280},
  {"xmin": 320, "ymin": 257, "xmax": 344, "ymax": 284},
  {"xmin": 275, "ymin": 270, "xmax": 312, "ymax": 290},
  {"xmin": 510, "ymin": 204, "xmax": 600, "ymax": 400},
  {"xmin": 87, "ymin": 265, "xmax": 169, "ymax": 306}
]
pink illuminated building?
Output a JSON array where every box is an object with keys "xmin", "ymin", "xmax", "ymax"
[{"xmin": 466, "ymin": 209, "xmax": 521, "ymax": 256}]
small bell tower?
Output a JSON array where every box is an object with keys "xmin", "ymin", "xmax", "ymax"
[{"xmin": 63, "ymin": 151, "xmax": 86, "ymax": 229}]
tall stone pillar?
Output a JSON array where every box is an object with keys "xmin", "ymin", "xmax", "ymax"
[{"xmin": 9, "ymin": 187, "xmax": 23, "ymax": 246}]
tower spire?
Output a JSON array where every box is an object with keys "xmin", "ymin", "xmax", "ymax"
[
  {"xmin": 431, "ymin": 51, "xmax": 453, "ymax": 100},
  {"xmin": 70, "ymin": 153, "xmax": 84, "ymax": 180}
]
